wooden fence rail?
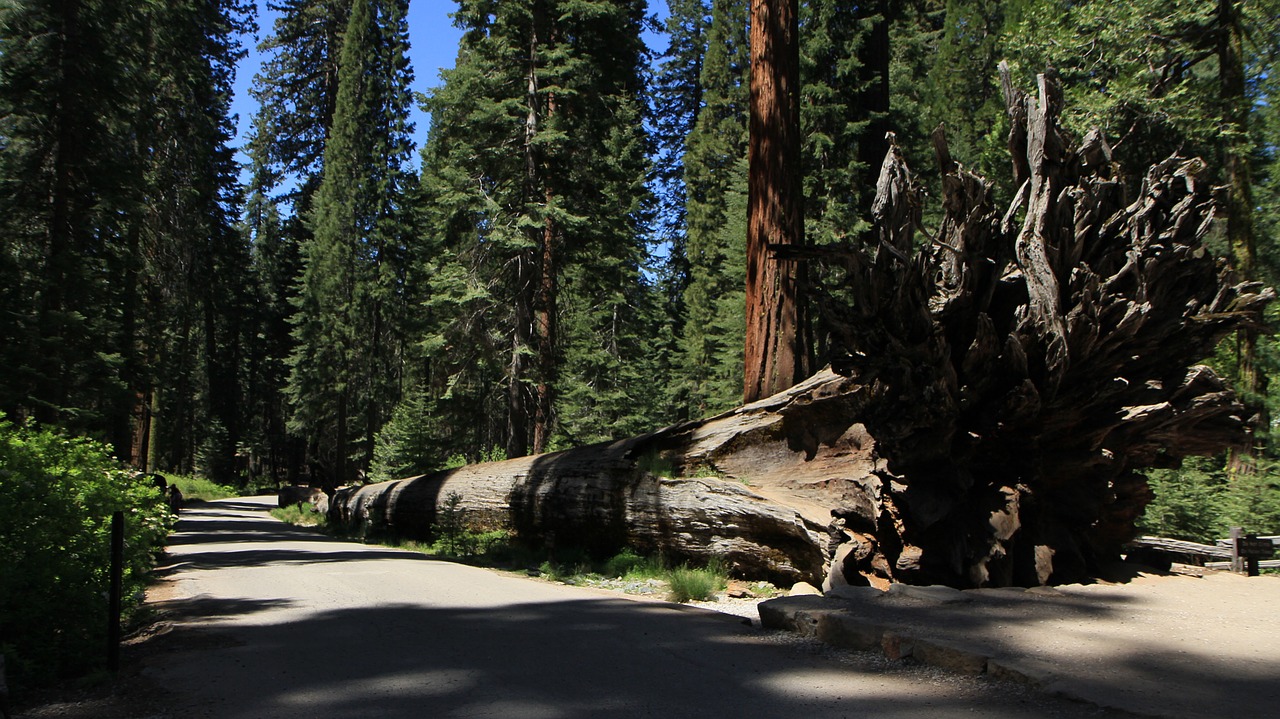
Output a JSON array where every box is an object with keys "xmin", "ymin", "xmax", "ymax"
[{"xmin": 1125, "ymin": 531, "xmax": 1277, "ymax": 576}]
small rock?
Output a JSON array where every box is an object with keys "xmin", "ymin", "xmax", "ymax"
[
  {"xmin": 881, "ymin": 631, "xmax": 914, "ymax": 661},
  {"xmin": 886, "ymin": 583, "xmax": 969, "ymax": 604},
  {"xmin": 725, "ymin": 580, "xmax": 756, "ymax": 598},
  {"xmin": 825, "ymin": 584, "xmax": 884, "ymax": 601},
  {"xmin": 789, "ymin": 581, "xmax": 822, "ymax": 596}
]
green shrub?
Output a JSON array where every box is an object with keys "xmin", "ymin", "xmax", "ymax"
[
  {"xmin": 1141, "ymin": 457, "xmax": 1280, "ymax": 543},
  {"xmin": 666, "ymin": 565, "xmax": 727, "ymax": 603},
  {"xmin": 165, "ymin": 473, "xmax": 237, "ymax": 502},
  {"xmin": 271, "ymin": 504, "xmax": 327, "ymax": 527},
  {"xmin": 0, "ymin": 416, "xmax": 172, "ymax": 689},
  {"xmin": 603, "ymin": 548, "xmax": 664, "ymax": 579}
]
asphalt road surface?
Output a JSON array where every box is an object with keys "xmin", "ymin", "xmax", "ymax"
[{"xmin": 145, "ymin": 496, "xmax": 1122, "ymax": 718}]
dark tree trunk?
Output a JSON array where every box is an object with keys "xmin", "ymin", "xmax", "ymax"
[
  {"xmin": 534, "ymin": 92, "xmax": 558, "ymax": 456},
  {"xmin": 744, "ymin": 0, "xmax": 809, "ymax": 403},
  {"xmin": 1218, "ymin": 0, "xmax": 1264, "ymax": 472},
  {"xmin": 854, "ymin": 1, "xmax": 892, "ymax": 198}
]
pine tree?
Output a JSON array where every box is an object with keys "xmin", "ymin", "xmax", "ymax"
[
  {"xmin": 135, "ymin": 0, "xmax": 256, "ymax": 480},
  {"xmin": 287, "ymin": 0, "xmax": 416, "ymax": 486},
  {"xmin": 0, "ymin": 0, "xmax": 138, "ymax": 438},
  {"xmin": 244, "ymin": 0, "xmax": 351, "ymax": 482},
  {"xmin": 0, "ymin": 0, "xmax": 254, "ymax": 481},
  {"xmin": 677, "ymin": 0, "xmax": 751, "ymax": 417},
  {"xmin": 651, "ymin": 0, "xmax": 710, "ymax": 314},
  {"xmin": 414, "ymin": 0, "xmax": 656, "ymax": 461},
  {"xmin": 925, "ymin": 0, "xmax": 1007, "ymax": 184}
]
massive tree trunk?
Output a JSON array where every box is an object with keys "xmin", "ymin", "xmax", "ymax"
[
  {"xmin": 744, "ymin": 0, "xmax": 809, "ymax": 403},
  {"xmin": 331, "ymin": 369, "xmax": 871, "ymax": 586},
  {"xmin": 332, "ymin": 69, "xmax": 1271, "ymax": 590}
]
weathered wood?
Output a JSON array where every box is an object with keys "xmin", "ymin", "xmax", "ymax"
[
  {"xmin": 785, "ymin": 67, "xmax": 1273, "ymax": 588},
  {"xmin": 330, "ymin": 369, "xmax": 880, "ymax": 585},
  {"xmin": 1127, "ymin": 536, "xmax": 1232, "ymax": 560}
]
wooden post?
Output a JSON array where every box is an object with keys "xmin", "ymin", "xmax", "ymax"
[
  {"xmin": 1230, "ymin": 526, "xmax": 1244, "ymax": 574},
  {"xmin": 107, "ymin": 511, "xmax": 124, "ymax": 672}
]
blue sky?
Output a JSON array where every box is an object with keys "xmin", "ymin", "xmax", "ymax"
[
  {"xmin": 229, "ymin": 0, "xmax": 466, "ymax": 168},
  {"xmin": 230, "ymin": 1, "xmax": 668, "ymax": 171}
]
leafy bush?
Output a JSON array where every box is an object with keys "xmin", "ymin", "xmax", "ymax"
[
  {"xmin": 666, "ymin": 565, "xmax": 727, "ymax": 603},
  {"xmin": 1140, "ymin": 457, "xmax": 1280, "ymax": 543},
  {"xmin": 1221, "ymin": 461, "xmax": 1280, "ymax": 536},
  {"xmin": 603, "ymin": 548, "xmax": 664, "ymax": 579},
  {"xmin": 166, "ymin": 473, "xmax": 237, "ymax": 502},
  {"xmin": 0, "ymin": 416, "xmax": 172, "ymax": 688},
  {"xmin": 1140, "ymin": 458, "xmax": 1229, "ymax": 542},
  {"xmin": 271, "ymin": 504, "xmax": 327, "ymax": 527}
]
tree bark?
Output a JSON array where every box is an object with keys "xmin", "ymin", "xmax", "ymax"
[
  {"xmin": 330, "ymin": 368, "xmax": 880, "ymax": 585},
  {"xmin": 790, "ymin": 66, "xmax": 1273, "ymax": 587},
  {"xmin": 1219, "ymin": 0, "xmax": 1263, "ymax": 473},
  {"xmin": 744, "ymin": 0, "xmax": 808, "ymax": 403}
]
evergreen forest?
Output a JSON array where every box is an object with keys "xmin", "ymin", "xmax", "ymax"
[{"xmin": 4, "ymin": 0, "xmax": 1280, "ymax": 542}]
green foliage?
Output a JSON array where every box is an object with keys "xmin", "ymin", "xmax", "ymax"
[
  {"xmin": 439, "ymin": 446, "xmax": 507, "ymax": 472},
  {"xmin": 433, "ymin": 491, "xmax": 469, "ymax": 555},
  {"xmin": 1141, "ymin": 457, "xmax": 1280, "ymax": 542},
  {"xmin": 166, "ymin": 473, "xmax": 238, "ymax": 502},
  {"xmin": 0, "ymin": 418, "xmax": 172, "ymax": 688},
  {"xmin": 417, "ymin": 0, "xmax": 656, "ymax": 458},
  {"xmin": 602, "ymin": 548, "xmax": 666, "ymax": 580},
  {"xmin": 1140, "ymin": 458, "xmax": 1230, "ymax": 542},
  {"xmin": 287, "ymin": 0, "xmax": 417, "ymax": 484},
  {"xmin": 1221, "ymin": 463, "xmax": 1280, "ymax": 536},
  {"xmin": 0, "ymin": 0, "xmax": 255, "ymax": 481},
  {"xmin": 676, "ymin": 0, "xmax": 750, "ymax": 419},
  {"xmin": 666, "ymin": 563, "xmax": 729, "ymax": 603},
  {"xmin": 271, "ymin": 503, "xmax": 328, "ymax": 528},
  {"xmin": 370, "ymin": 385, "xmax": 441, "ymax": 482}
]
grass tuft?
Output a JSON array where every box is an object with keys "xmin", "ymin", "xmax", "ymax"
[
  {"xmin": 270, "ymin": 504, "xmax": 327, "ymax": 527},
  {"xmin": 665, "ymin": 565, "xmax": 727, "ymax": 603}
]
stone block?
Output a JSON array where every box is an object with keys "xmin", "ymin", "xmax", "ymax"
[
  {"xmin": 815, "ymin": 613, "xmax": 884, "ymax": 651},
  {"xmin": 912, "ymin": 638, "xmax": 988, "ymax": 674}
]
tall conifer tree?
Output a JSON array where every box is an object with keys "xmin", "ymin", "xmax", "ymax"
[
  {"xmin": 244, "ymin": 0, "xmax": 350, "ymax": 482},
  {"xmin": 0, "ymin": 0, "xmax": 253, "ymax": 479},
  {"xmin": 416, "ymin": 0, "xmax": 654, "ymax": 460},
  {"xmin": 677, "ymin": 0, "xmax": 751, "ymax": 417},
  {"xmin": 287, "ymin": 0, "xmax": 415, "ymax": 485}
]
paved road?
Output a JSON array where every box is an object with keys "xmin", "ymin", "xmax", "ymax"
[{"xmin": 145, "ymin": 497, "xmax": 1121, "ymax": 718}]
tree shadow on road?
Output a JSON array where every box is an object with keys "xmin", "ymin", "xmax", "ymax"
[{"xmin": 139, "ymin": 596, "xmax": 1113, "ymax": 719}]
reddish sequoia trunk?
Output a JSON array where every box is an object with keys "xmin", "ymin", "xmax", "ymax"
[{"xmin": 744, "ymin": 0, "xmax": 809, "ymax": 403}]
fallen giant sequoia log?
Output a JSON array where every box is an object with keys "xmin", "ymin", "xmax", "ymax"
[
  {"xmin": 331, "ymin": 69, "xmax": 1272, "ymax": 588},
  {"xmin": 329, "ymin": 369, "xmax": 879, "ymax": 585}
]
